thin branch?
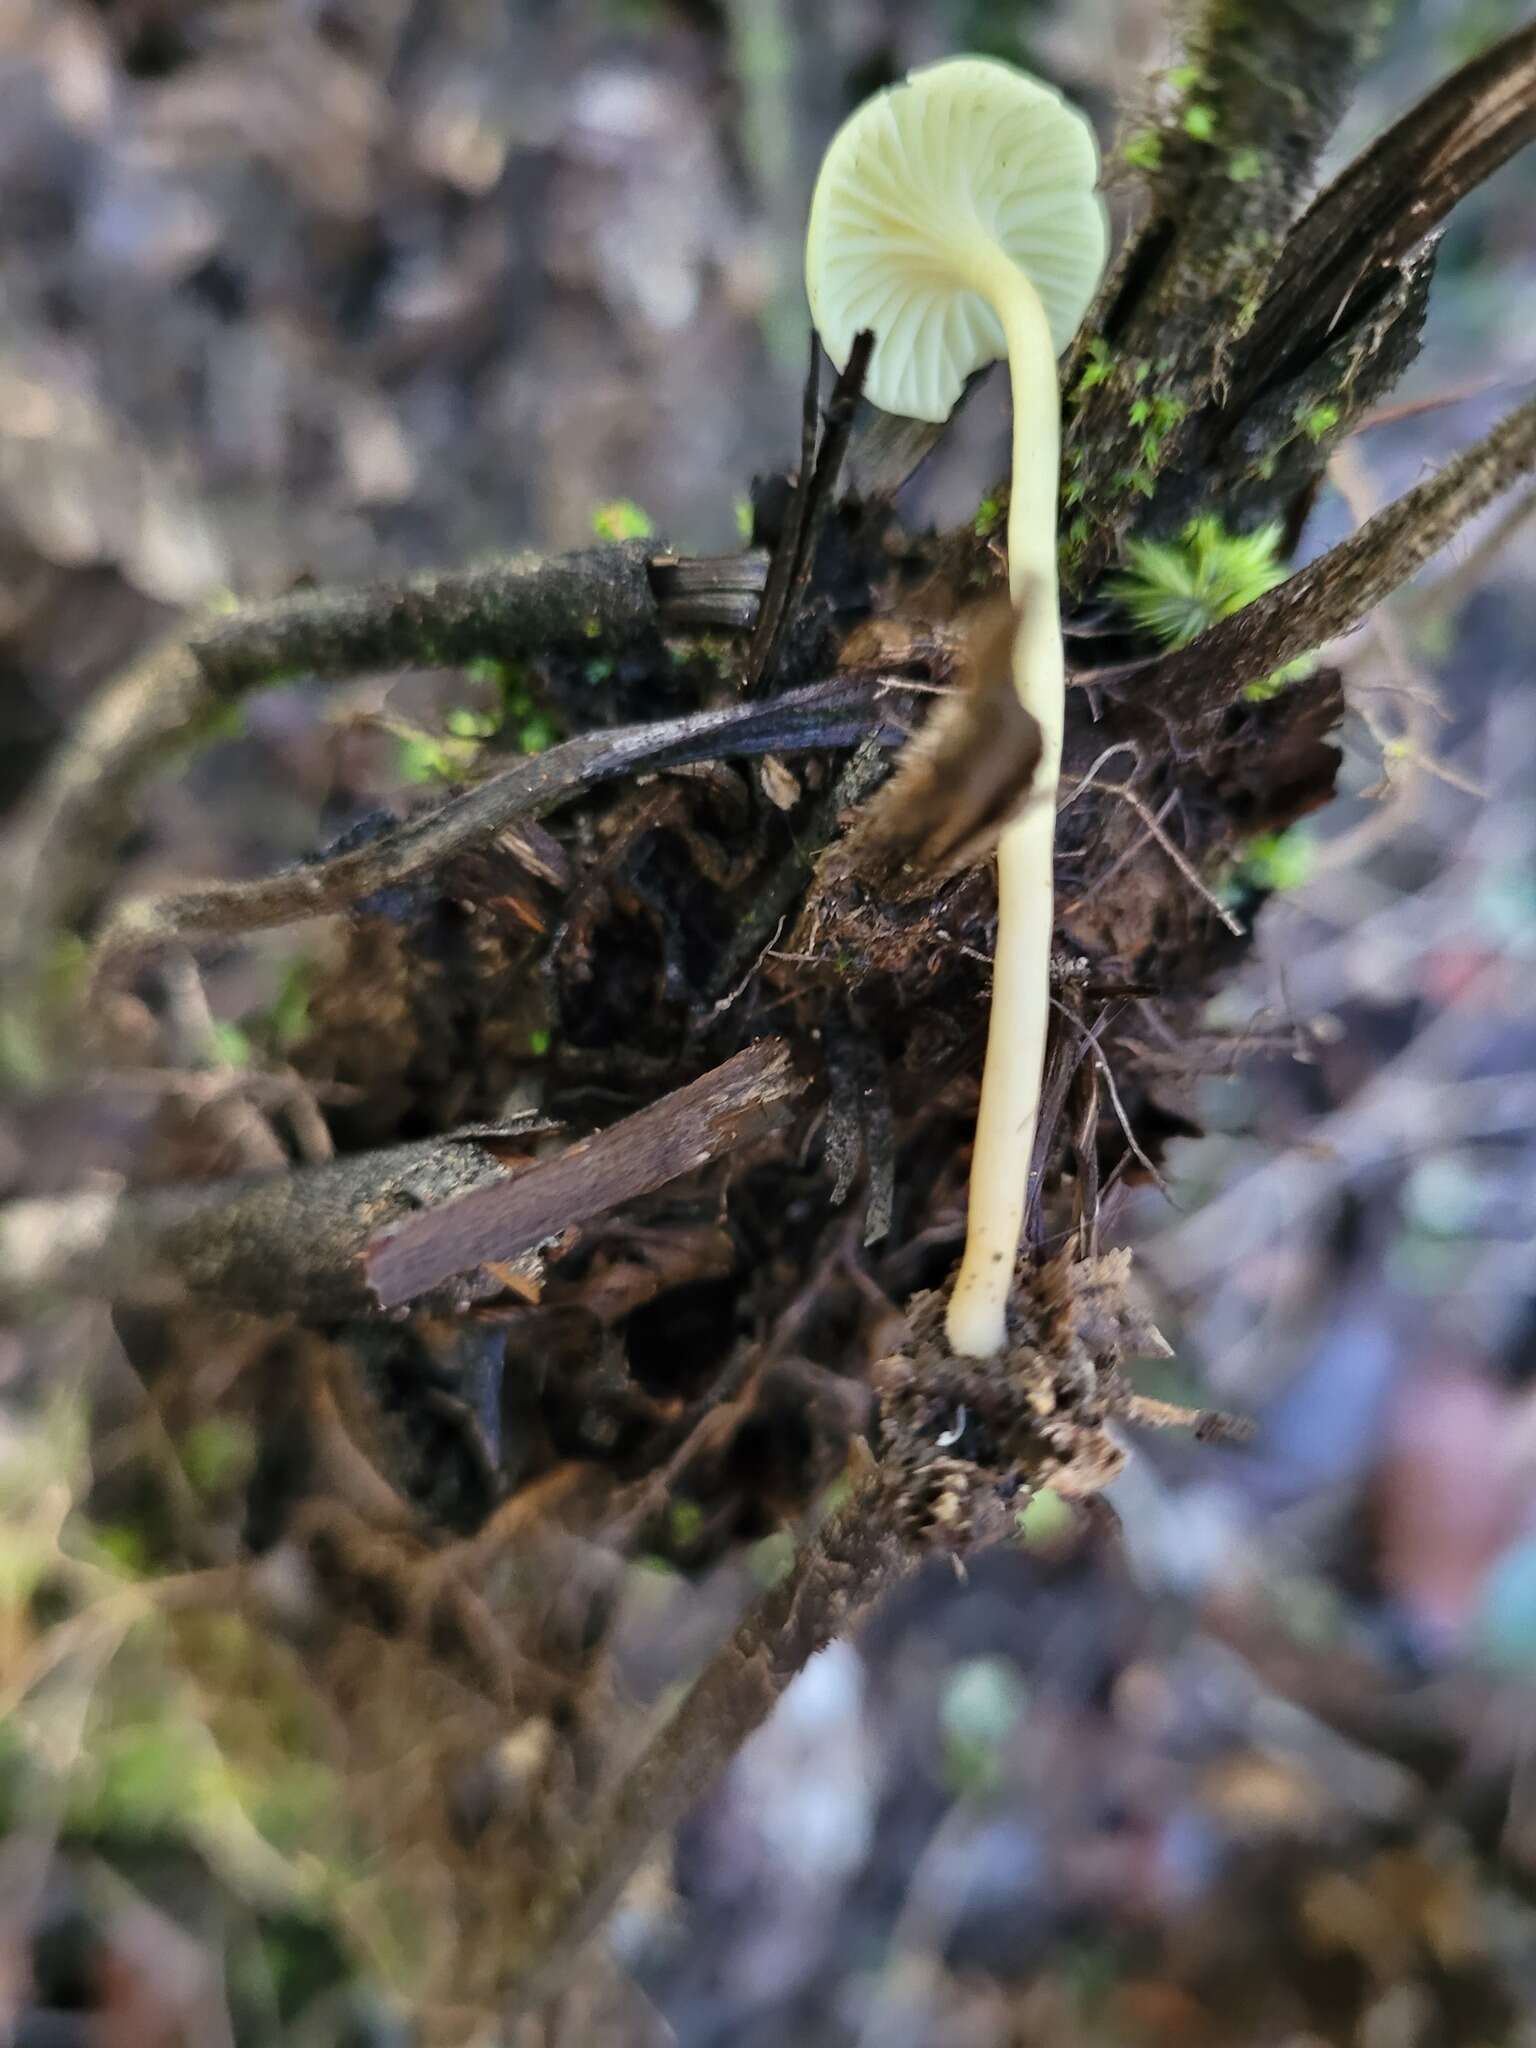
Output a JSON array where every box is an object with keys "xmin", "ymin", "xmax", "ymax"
[
  {"xmin": 501, "ymin": 1457, "xmax": 910, "ymax": 2018},
  {"xmin": 1097, "ymin": 783, "xmax": 1246, "ymax": 938},
  {"xmin": 1148, "ymin": 393, "xmax": 1536, "ymax": 723},
  {"xmin": 0, "ymin": 541, "xmax": 768, "ymax": 1009},
  {"xmin": 88, "ymin": 677, "xmax": 892, "ymax": 981},
  {"xmin": 187, "ymin": 543, "xmax": 661, "ymax": 695},
  {"xmin": 744, "ymin": 331, "xmax": 875, "ymax": 694},
  {"xmin": 1402, "ymin": 478, "xmax": 1536, "ymax": 627}
]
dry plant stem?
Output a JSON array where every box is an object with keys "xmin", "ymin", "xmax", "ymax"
[
  {"xmin": 503, "ymin": 1465, "xmax": 909, "ymax": 2019},
  {"xmin": 741, "ymin": 334, "xmax": 822, "ymax": 692},
  {"xmin": 1149, "ymin": 393, "xmax": 1536, "ymax": 720},
  {"xmin": 947, "ymin": 250, "xmax": 1062, "ymax": 1360},
  {"xmin": 0, "ymin": 1041, "xmax": 803, "ymax": 1318},
  {"xmin": 88, "ymin": 678, "xmax": 889, "ymax": 981}
]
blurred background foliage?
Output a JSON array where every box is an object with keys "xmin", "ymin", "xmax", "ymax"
[{"xmin": 3, "ymin": 0, "xmax": 1536, "ymax": 2042}]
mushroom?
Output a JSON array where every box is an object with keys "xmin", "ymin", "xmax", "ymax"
[{"xmin": 805, "ymin": 56, "xmax": 1107, "ymax": 1357}]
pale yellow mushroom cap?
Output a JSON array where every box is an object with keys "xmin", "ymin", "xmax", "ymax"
[{"xmin": 805, "ymin": 57, "xmax": 1107, "ymax": 423}]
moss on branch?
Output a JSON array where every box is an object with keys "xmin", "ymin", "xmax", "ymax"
[
  {"xmin": 1141, "ymin": 394, "xmax": 1536, "ymax": 724},
  {"xmin": 1062, "ymin": 0, "xmax": 1396, "ymax": 575}
]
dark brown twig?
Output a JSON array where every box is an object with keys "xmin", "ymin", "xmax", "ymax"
[
  {"xmin": 742, "ymin": 333, "xmax": 824, "ymax": 692},
  {"xmin": 742, "ymin": 331, "xmax": 875, "ymax": 695},
  {"xmin": 502, "ymin": 1457, "xmax": 908, "ymax": 2018}
]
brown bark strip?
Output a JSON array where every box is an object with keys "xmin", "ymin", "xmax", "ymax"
[
  {"xmin": 646, "ymin": 549, "xmax": 767, "ymax": 631},
  {"xmin": 1146, "ymin": 392, "xmax": 1536, "ymax": 722},
  {"xmin": 366, "ymin": 1039, "xmax": 807, "ymax": 1309},
  {"xmin": 88, "ymin": 677, "xmax": 891, "ymax": 980}
]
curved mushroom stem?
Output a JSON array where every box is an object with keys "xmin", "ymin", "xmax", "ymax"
[{"xmin": 945, "ymin": 250, "xmax": 1063, "ymax": 1360}]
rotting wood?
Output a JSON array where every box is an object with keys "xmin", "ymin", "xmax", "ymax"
[
  {"xmin": 1247, "ymin": 20, "xmax": 1536, "ymax": 380},
  {"xmin": 1159, "ymin": 20, "xmax": 1536, "ymax": 536},
  {"xmin": 367, "ymin": 1039, "xmax": 806, "ymax": 1309},
  {"xmin": 0, "ymin": 1043, "xmax": 802, "ymax": 1317}
]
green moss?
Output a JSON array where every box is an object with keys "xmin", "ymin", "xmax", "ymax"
[
  {"xmin": 1122, "ymin": 128, "xmax": 1163, "ymax": 172},
  {"xmin": 497, "ymin": 661, "xmax": 564, "ymax": 754},
  {"xmin": 397, "ymin": 734, "xmax": 458, "ymax": 784},
  {"xmin": 1229, "ymin": 827, "xmax": 1314, "ymax": 895},
  {"xmin": 445, "ymin": 704, "xmax": 501, "ymax": 740},
  {"xmin": 1298, "ymin": 400, "xmax": 1341, "ymax": 443},
  {"xmin": 973, "ymin": 491, "xmax": 1005, "ymax": 538},
  {"xmin": 591, "ymin": 498, "xmax": 655, "ymax": 542},
  {"xmin": 1072, "ymin": 336, "xmax": 1115, "ymax": 396},
  {"xmin": 179, "ymin": 1418, "xmax": 256, "ymax": 1499},
  {"xmin": 1227, "ymin": 146, "xmax": 1264, "ymax": 182},
  {"xmin": 1127, "ymin": 392, "xmax": 1187, "ymax": 470},
  {"xmin": 1109, "ymin": 515, "xmax": 1312, "ymax": 698},
  {"xmin": 263, "ymin": 957, "xmax": 315, "ymax": 1054},
  {"xmin": 1060, "ymin": 512, "xmax": 1092, "ymax": 565},
  {"xmin": 1182, "ymin": 103, "xmax": 1217, "ymax": 142},
  {"xmin": 209, "ymin": 1019, "xmax": 253, "ymax": 1069},
  {"xmin": 1233, "ymin": 290, "xmax": 1263, "ymax": 340}
]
